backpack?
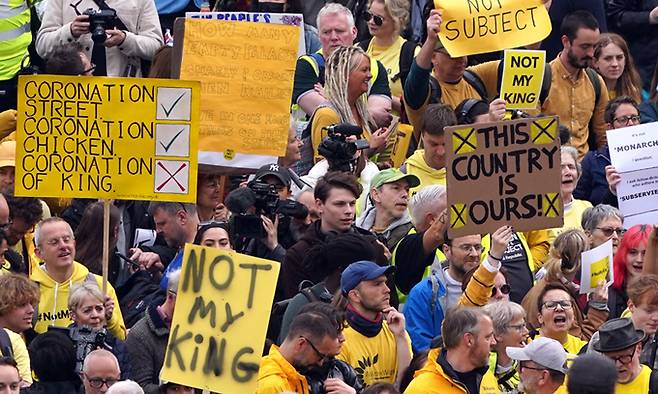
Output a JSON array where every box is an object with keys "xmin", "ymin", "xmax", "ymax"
[
  {"xmin": 584, "ymin": 67, "xmax": 603, "ymax": 152},
  {"xmin": 428, "ymin": 70, "xmax": 488, "ymax": 105},
  {"xmin": 266, "ymin": 281, "xmax": 320, "ymax": 344},
  {"xmin": 115, "ymin": 270, "xmax": 165, "ymax": 328},
  {"xmin": 0, "ymin": 329, "xmax": 12, "ymax": 358},
  {"xmin": 357, "ymin": 38, "xmax": 418, "ymax": 90}
]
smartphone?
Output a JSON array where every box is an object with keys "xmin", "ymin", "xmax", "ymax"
[{"xmin": 115, "ymin": 252, "xmax": 141, "ymax": 270}]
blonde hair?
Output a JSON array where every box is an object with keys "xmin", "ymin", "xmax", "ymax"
[
  {"xmin": 369, "ymin": 0, "xmax": 410, "ymax": 34},
  {"xmin": 324, "ymin": 46, "xmax": 374, "ymax": 134},
  {"xmin": 68, "ymin": 282, "xmax": 104, "ymax": 312},
  {"xmin": 544, "ymin": 229, "xmax": 589, "ymax": 281}
]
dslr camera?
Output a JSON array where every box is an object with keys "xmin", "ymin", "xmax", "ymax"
[
  {"xmin": 50, "ymin": 325, "xmax": 110, "ymax": 374},
  {"xmin": 318, "ymin": 123, "xmax": 369, "ymax": 173},
  {"xmin": 83, "ymin": 8, "xmax": 117, "ymax": 44}
]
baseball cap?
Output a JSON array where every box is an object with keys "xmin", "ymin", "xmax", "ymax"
[
  {"xmin": 506, "ymin": 337, "xmax": 569, "ymax": 374},
  {"xmin": 370, "ymin": 168, "xmax": 420, "ymax": 190},
  {"xmin": 0, "ymin": 140, "xmax": 15, "ymax": 168},
  {"xmin": 254, "ymin": 163, "xmax": 291, "ymax": 187},
  {"xmin": 340, "ymin": 261, "xmax": 395, "ymax": 295}
]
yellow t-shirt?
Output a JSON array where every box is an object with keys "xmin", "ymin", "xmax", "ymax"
[
  {"xmin": 547, "ymin": 199, "xmax": 592, "ymax": 245},
  {"xmin": 366, "ymin": 36, "xmax": 420, "ymax": 100},
  {"xmin": 337, "ymin": 320, "xmax": 412, "ymax": 386},
  {"xmin": 616, "ymin": 364, "xmax": 651, "ymax": 394}
]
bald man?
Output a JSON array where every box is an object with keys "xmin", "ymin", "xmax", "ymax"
[{"xmin": 81, "ymin": 350, "xmax": 121, "ymax": 394}]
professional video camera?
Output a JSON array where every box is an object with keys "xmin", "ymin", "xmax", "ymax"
[
  {"xmin": 83, "ymin": 8, "xmax": 117, "ymax": 44},
  {"xmin": 318, "ymin": 123, "xmax": 369, "ymax": 173},
  {"xmin": 228, "ymin": 180, "xmax": 308, "ymax": 239}
]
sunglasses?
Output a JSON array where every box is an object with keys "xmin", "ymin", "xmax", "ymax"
[
  {"xmin": 363, "ymin": 11, "xmax": 384, "ymax": 26},
  {"xmin": 301, "ymin": 336, "xmax": 331, "ymax": 363},
  {"xmin": 492, "ymin": 284, "xmax": 511, "ymax": 297},
  {"xmin": 596, "ymin": 227, "xmax": 626, "ymax": 237}
]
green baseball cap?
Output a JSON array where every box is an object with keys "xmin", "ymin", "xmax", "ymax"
[{"xmin": 370, "ymin": 168, "xmax": 420, "ymax": 190}]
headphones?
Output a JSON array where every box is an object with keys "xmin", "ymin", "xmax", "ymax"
[{"xmin": 457, "ymin": 98, "xmax": 488, "ymax": 125}]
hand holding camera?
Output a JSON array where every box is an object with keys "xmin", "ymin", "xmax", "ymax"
[{"xmin": 70, "ymin": 14, "xmax": 91, "ymax": 38}]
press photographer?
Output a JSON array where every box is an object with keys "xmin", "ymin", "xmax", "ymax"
[
  {"xmin": 226, "ymin": 164, "xmax": 308, "ymax": 263},
  {"xmin": 35, "ymin": 0, "xmax": 163, "ymax": 77}
]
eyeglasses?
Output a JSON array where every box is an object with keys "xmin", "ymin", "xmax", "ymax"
[
  {"xmin": 454, "ymin": 244, "xmax": 483, "ymax": 253},
  {"xmin": 507, "ymin": 322, "xmax": 527, "ymax": 332},
  {"xmin": 520, "ymin": 362, "xmax": 547, "ymax": 373},
  {"xmin": 80, "ymin": 63, "xmax": 96, "ymax": 75},
  {"xmin": 363, "ymin": 11, "xmax": 384, "ymax": 26},
  {"xmin": 596, "ymin": 227, "xmax": 625, "ymax": 237},
  {"xmin": 85, "ymin": 376, "xmax": 118, "ymax": 389},
  {"xmin": 606, "ymin": 346, "xmax": 636, "ymax": 365},
  {"xmin": 492, "ymin": 284, "xmax": 511, "ymax": 297},
  {"xmin": 612, "ymin": 115, "xmax": 641, "ymax": 125},
  {"xmin": 301, "ymin": 336, "xmax": 331, "ymax": 363},
  {"xmin": 45, "ymin": 235, "xmax": 74, "ymax": 246},
  {"xmin": 542, "ymin": 300, "xmax": 573, "ymax": 311}
]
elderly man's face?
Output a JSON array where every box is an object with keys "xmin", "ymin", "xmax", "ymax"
[
  {"xmin": 35, "ymin": 221, "xmax": 75, "ymax": 270},
  {"xmin": 81, "ymin": 356, "xmax": 120, "ymax": 394}
]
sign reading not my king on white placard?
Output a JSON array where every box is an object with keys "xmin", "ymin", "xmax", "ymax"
[{"xmin": 607, "ymin": 122, "xmax": 658, "ymax": 228}]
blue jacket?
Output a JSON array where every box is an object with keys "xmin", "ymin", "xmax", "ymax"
[
  {"xmin": 640, "ymin": 100, "xmax": 658, "ymax": 124},
  {"xmin": 574, "ymin": 146, "xmax": 618, "ymax": 207},
  {"xmin": 403, "ymin": 274, "xmax": 446, "ymax": 354}
]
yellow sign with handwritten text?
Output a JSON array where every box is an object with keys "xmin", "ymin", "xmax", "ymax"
[
  {"xmin": 180, "ymin": 19, "xmax": 299, "ymax": 157},
  {"xmin": 161, "ymin": 245, "xmax": 280, "ymax": 393},
  {"xmin": 500, "ymin": 49, "xmax": 546, "ymax": 110},
  {"xmin": 14, "ymin": 75, "xmax": 200, "ymax": 202},
  {"xmin": 435, "ymin": 0, "xmax": 551, "ymax": 57},
  {"xmin": 589, "ymin": 256, "xmax": 611, "ymax": 289}
]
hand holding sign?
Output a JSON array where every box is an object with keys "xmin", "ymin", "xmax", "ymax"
[
  {"xmin": 489, "ymin": 225, "xmax": 514, "ymax": 261},
  {"xmin": 605, "ymin": 165, "xmax": 620, "ymax": 196},
  {"xmin": 580, "ymin": 239, "xmax": 614, "ymax": 294}
]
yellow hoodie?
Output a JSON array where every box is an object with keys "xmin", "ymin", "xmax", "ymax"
[
  {"xmin": 30, "ymin": 261, "xmax": 126, "ymax": 340},
  {"xmin": 404, "ymin": 150, "xmax": 446, "ymax": 194},
  {"xmin": 256, "ymin": 345, "xmax": 309, "ymax": 394}
]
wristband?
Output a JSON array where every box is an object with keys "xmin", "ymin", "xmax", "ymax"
[{"xmin": 488, "ymin": 252, "xmax": 502, "ymax": 261}]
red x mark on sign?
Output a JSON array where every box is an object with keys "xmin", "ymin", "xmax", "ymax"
[{"xmin": 156, "ymin": 161, "xmax": 187, "ymax": 192}]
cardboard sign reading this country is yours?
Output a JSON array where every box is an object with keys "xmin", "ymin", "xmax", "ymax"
[{"xmin": 446, "ymin": 116, "xmax": 563, "ymax": 237}]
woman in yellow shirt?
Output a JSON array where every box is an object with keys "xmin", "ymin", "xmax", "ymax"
[{"xmin": 359, "ymin": 0, "xmax": 418, "ymax": 115}]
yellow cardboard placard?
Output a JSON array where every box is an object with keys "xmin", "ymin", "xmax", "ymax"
[
  {"xmin": 161, "ymin": 245, "xmax": 280, "ymax": 393},
  {"xmin": 589, "ymin": 256, "xmax": 610, "ymax": 288},
  {"xmin": 499, "ymin": 49, "xmax": 546, "ymax": 110},
  {"xmin": 390, "ymin": 123, "xmax": 415, "ymax": 168},
  {"xmin": 180, "ymin": 19, "xmax": 299, "ymax": 157},
  {"xmin": 435, "ymin": 0, "xmax": 551, "ymax": 57},
  {"xmin": 15, "ymin": 75, "xmax": 200, "ymax": 202}
]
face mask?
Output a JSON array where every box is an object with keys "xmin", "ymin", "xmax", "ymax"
[{"xmin": 258, "ymin": 2, "xmax": 285, "ymax": 13}]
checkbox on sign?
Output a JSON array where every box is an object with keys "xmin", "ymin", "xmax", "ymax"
[
  {"xmin": 154, "ymin": 160, "xmax": 190, "ymax": 194},
  {"xmin": 155, "ymin": 124, "xmax": 190, "ymax": 157},
  {"xmin": 156, "ymin": 87, "xmax": 191, "ymax": 120}
]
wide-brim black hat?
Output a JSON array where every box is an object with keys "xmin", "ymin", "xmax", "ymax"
[{"xmin": 593, "ymin": 317, "xmax": 646, "ymax": 353}]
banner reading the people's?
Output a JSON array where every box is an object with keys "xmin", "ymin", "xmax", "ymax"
[
  {"xmin": 179, "ymin": 19, "xmax": 299, "ymax": 159},
  {"xmin": 499, "ymin": 49, "xmax": 546, "ymax": 110},
  {"xmin": 435, "ymin": 0, "xmax": 551, "ymax": 57},
  {"xmin": 607, "ymin": 122, "xmax": 658, "ymax": 228},
  {"xmin": 446, "ymin": 116, "xmax": 563, "ymax": 238},
  {"xmin": 161, "ymin": 245, "xmax": 279, "ymax": 393},
  {"xmin": 14, "ymin": 75, "xmax": 200, "ymax": 202}
]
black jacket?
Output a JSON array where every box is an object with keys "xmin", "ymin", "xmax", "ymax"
[
  {"xmin": 20, "ymin": 381, "xmax": 82, "ymax": 394},
  {"xmin": 306, "ymin": 358, "xmax": 364, "ymax": 394},
  {"xmin": 574, "ymin": 146, "xmax": 618, "ymax": 207}
]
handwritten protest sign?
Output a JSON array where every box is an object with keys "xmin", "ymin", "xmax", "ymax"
[
  {"xmin": 607, "ymin": 122, "xmax": 658, "ymax": 228},
  {"xmin": 435, "ymin": 0, "xmax": 551, "ymax": 57},
  {"xmin": 14, "ymin": 75, "xmax": 200, "ymax": 202},
  {"xmin": 187, "ymin": 12, "xmax": 306, "ymax": 56},
  {"xmin": 179, "ymin": 19, "xmax": 299, "ymax": 159},
  {"xmin": 446, "ymin": 116, "xmax": 563, "ymax": 238},
  {"xmin": 580, "ymin": 239, "xmax": 613, "ymax": 294},
  {"xmin": 161, "ymin": 244, "xmax": 280, "ymax": 393},
  {"xmin": 499, "ymin": 49, "xmax": 546, "ymax": 110}
]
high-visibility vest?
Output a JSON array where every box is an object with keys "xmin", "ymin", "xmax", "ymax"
[{"xmin": 0, "ymin": 0, "xmax": 30, "ymax": 80}]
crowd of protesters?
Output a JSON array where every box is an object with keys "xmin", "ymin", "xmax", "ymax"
[{"xmin": 0, "ymin": 0, "xmax": 657, "ymax": 393}]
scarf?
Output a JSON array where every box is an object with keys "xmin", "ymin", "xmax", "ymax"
[{"xmin": 346, "ymin": 304, "xmax": 383, "ymax": 338}]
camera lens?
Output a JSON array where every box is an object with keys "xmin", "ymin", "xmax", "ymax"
[{"xmin": 91, "ymin": 25, "xmax": 107, "ymax": 43}]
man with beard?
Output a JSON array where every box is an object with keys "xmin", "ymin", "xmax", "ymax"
[
  {"xmin": 506, "ymin": 337, "xmax": 568, "ymax": 394},
  {"xmin": 542, "ymin": 10, "xmax": 609, "ymax": 159},
  {"xmin": 404, "ymin": 307, "xmax": 498, "ymax": 393},
  {"xmin": 337, "ymin": 261, "xmax": 411, "ymax": 387},
  {"xmin": 257, "ymin": 310, "xmax": 356, "ymax": 394}
]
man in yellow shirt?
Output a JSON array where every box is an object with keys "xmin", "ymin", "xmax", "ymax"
[
  {"xmin": 404, "ymin": 307, "xmax": 498, "ymax": 393},
  {"xmin": 541, "ymin": 10, "xmax": 609, "ymax": 159},
  {"xmin": 594, "ymin": 318, "xmax": 655, "ymax": 393}
]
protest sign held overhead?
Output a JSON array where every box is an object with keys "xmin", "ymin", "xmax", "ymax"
[
  {"xmin": 446, "ymin": 116, "xmax": 563, "ymax": 238},
  {"xmin": 435, "ymin": 0, "xmax": 551, "ymax": 57},
  {"xmin": 161, "ymin": 244, "xmax": 280, "ymax": 393},
  {"xmin": 178, "ymin": 19, "xmax": 299, "ymax": 159},
  {"xmin": 607, "ymin": 122, "xmax": 658, "ymax": 228},
  {"xmin": 499, "ymin": 49, "xmax": 546, "ymax": 110},
  {"xmin": 14, "ymin": 75, "xmax": 200, "ymax": 202}
]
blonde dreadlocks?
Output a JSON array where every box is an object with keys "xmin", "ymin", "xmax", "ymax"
[{"xmin": 324, "ymin": 46, "xmax": 375, "ymax": 134}]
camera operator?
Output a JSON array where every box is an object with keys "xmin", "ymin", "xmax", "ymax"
[
  {"xmin": 35, "ymin": 0, "xmax": 163, "ymax": 77},
  {"xmin": 225, "ymin": 164, "xmax": 308, "ymax": 263}
]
